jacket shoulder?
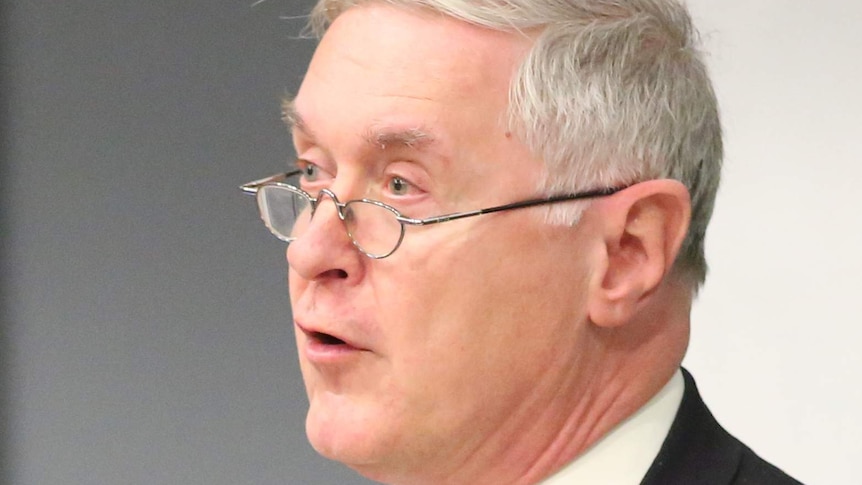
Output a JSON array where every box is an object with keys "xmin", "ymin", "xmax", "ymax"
[
  {"xmin": 733, "ymin": 446, "xmax": 802, "ymax": 485},
  {"xmin": 641, "ymin": 369, "xmax": 802, "ymax": 485}
]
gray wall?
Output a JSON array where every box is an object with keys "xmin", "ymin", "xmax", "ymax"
[{"xmin": 2, "ymin": 1, "xmax": 371, "ymax": 483}]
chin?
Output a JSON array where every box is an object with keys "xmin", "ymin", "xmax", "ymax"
[
  {"xmin": 306, "ymin": 399, "xmax": 450, "ymax": 485},
  {"xmin": 305, "ymin": 392, "xmax": 398, "ymax": 469}
]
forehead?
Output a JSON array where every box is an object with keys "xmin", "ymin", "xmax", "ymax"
[{"xmin": 293, "ymin": 4, "xmax": 533, "ymax": 147}]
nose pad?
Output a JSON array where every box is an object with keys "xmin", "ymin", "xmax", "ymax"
[
  {"xmin": 309, "ymin": 189, "xmax": 344, "ymax": 220},
  {"xmin": 302, "ymin": 189, "xmax": 348, "ymax": 239},
  {"xmin": 286, "ymin": 188, "xmax": 363, "ymax": 281},
  {"xmin": 304, "ymin": 189, "xmax": 351, "ymax": 238}
]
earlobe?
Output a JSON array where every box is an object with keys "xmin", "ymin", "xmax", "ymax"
[{"xmin": 587, "ymin": 180, "xmax": 691, "ymax": 328}]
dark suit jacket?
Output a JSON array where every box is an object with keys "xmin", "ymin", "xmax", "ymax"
[{"xmin": 640, "ymin": 369, "xmax": 802, "ymax": 485}]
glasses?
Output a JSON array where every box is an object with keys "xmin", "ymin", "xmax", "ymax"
[{"xmin": 241, "ymin": 170, "xmax": 625, "ymax": 259}]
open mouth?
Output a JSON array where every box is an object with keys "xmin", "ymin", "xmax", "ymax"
[{"xmin": 310, "ymin": 331, "xmax": 347, "ymax": 346}]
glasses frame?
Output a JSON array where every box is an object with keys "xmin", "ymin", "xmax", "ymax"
[{"xmin": 241, "ymin": 170, "xmax": 627, "ymax": 259}]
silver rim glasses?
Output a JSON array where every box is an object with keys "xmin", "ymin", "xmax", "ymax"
[{"xmin": 241, "ymin": 170, "xmax": 627, "ymax": 259}]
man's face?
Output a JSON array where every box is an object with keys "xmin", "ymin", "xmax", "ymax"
[{"xmin": 287, "ymin": 4, "xmax": 596, "ymax": 480}]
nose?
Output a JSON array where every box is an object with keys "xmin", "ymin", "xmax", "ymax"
[{"xmin": 286, "ymin": 189, "xmax": 365, "ymax": 284}]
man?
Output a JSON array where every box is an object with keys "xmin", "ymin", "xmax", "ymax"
[{"xmin": 242, "ymin": 0, "xmax": 802, "ymax": 483}]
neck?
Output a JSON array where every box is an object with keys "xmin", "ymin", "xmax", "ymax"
[{"xmin": 458, "ymin": 278, "xmax": 691, "ymax": 485}]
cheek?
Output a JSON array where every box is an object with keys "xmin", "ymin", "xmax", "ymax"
[
  {"xmin": 378, "ymin": 223, "xmax": 587, "ymax": 404},
  {"xmin": 398, "ymin": 219, "xmax": 586, "ymax": 332}
]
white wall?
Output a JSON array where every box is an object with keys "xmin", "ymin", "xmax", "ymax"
[{"xmin": 683, "ymin": 2, "xmax": 862, "ymax": 483}]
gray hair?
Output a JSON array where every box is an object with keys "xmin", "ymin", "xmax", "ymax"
[{"xmin": 309, "ymin": 0, "xmax": 723, "ymax": 289}]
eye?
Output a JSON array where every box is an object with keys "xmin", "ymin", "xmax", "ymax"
[
  {"xmin": 388, "ymin": 176, "xmax": 411, "ymax": 196},
  {"xmin": 301, "ymin": 162, "xmax": 320, "ymax": 182},
  {"xmin": 294, "ymin": 158, "xmax": 333, "ymax": 187}
]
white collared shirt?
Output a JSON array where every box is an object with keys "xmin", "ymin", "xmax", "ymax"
[{"xmin": 540, "ymin": 369, "xmax": 685, "ymax": 485}]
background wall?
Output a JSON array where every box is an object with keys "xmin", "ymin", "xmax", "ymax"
[
  {"xmin": 682, "ymin": 3, "xmax": 861, "ymax": 484},
  {"xmin": 1, "ymin": 0, "xmax": 367, "ymax": 483},
  {"xmin": 1, "ymin": 1, "xmax": 859, "ymax": 484}
]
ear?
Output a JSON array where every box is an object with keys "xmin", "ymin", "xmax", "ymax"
[{"xmin": 586, "ymin": 179, "xmax": 691, "ymax": 328}]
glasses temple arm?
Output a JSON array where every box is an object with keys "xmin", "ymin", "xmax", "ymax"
[
  {"xmin": 398, "ymin": 186, "xmax": 626, "ymax": 226},
  {"xmin": 239, "ymin": 171, "xmax": 302, "ymax": 194}
]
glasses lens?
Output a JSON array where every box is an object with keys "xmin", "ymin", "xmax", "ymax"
[
  {"xmin": 344, "ymin": 201, "xmax": 404, "ymax": 258},
  {"xmin": 257, "ymin": 185, "xmax": 311, "ymax": 241}
]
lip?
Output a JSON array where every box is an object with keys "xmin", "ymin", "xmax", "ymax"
[{"xmin": 295, "ymin": 320, "xmax": 370, "ymax": 364}]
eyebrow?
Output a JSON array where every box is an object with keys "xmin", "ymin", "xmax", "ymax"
[
  {"xmin": 363, "ymin": 126, "xmax": 435, "ymax": 151},
  {"xmin": 282, "ymin": 97, "xmax": 437, "ymax": 153},
  {"xmin": 282, "ymin": 97, "xmax": 309, "ymax": 136}
]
